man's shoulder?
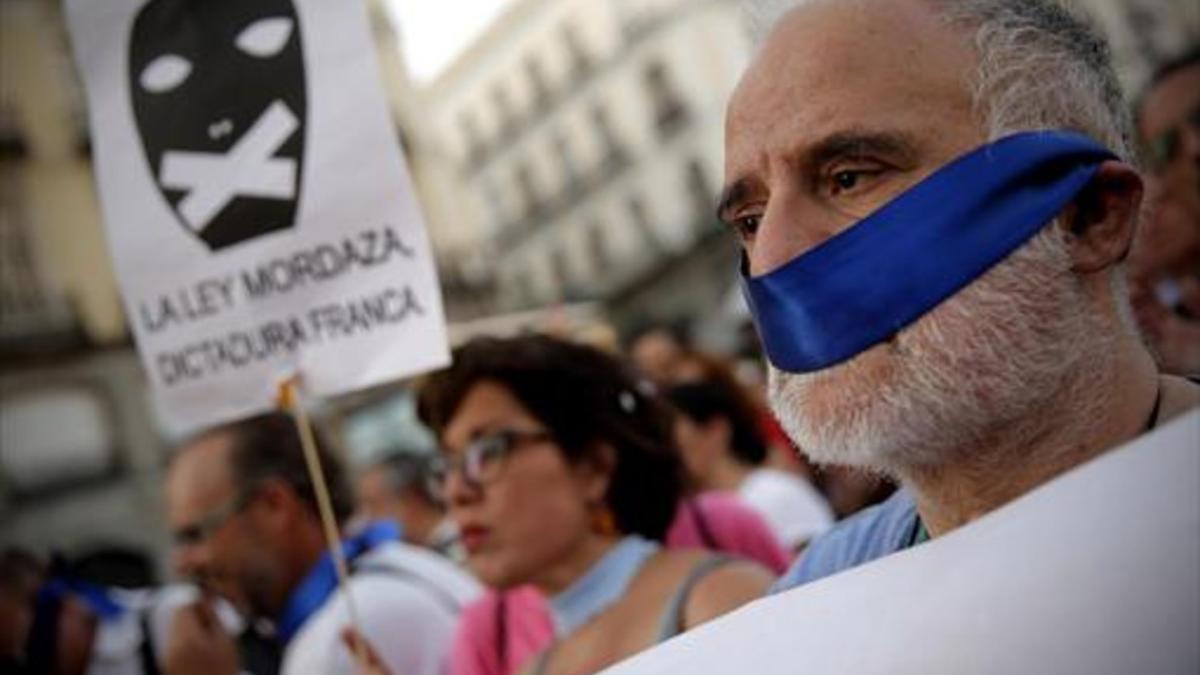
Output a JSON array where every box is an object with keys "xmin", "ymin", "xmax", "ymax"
[
  {"xmin": 353, "ymin": 541, "xmax": 481, "ymax": 607},
  {"xmin": 285, "ymin": 545, "xmax": 476, "ymax": 675},
  {"xmin": 772, "ymin": 489, "xmax": 918, "ymax": 593}
]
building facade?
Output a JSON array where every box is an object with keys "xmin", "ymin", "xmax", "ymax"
[
  {"xmin": 413, "ymin": 0, "xmax": 1199, "ymax": 333},
  {"xmin": 420, "ymin": 0, "xmax": 754, "ymax": 329}
]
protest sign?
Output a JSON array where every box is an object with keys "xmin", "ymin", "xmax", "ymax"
[
  {"xmin": 606, "ymin": 411, "xmax": 1200, "ymax": 675},
  {"xmin": 66, "ymin": 0, "xmax": 449, "ymax": 433}
]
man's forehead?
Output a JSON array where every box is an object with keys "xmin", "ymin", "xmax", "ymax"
[
  {"xmin": 727, "ymin": 0, "xmax": 977, "ymax": 147},
  {"xmin": 166, "ymin": 431, "xmax": 236, "ymax": 516}
]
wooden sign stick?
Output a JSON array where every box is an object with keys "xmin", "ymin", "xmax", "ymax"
[{"xmin": 278, "ymin": 376, "xmax": 374, "ymax": 672}]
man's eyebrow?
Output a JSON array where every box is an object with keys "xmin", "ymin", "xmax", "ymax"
[
  {"xmin": 715, "ymin": 131, "xmax": 918, "ymax": 223},
  {"xmin": 715, "ymin": 177, "xmax": 752, "ymax": 223},
  {"xmin": 807, "ymin": 130, "xmax": 919, "ymax": 168}
]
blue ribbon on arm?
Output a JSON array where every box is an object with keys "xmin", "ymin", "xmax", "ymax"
[
  {"xmin": 741, "ymin": 130, "xmax": 1117, "ymax": 373},
  {"xmin": 275, "ymin": 519, "xmax": 401, "ymax": 644}
]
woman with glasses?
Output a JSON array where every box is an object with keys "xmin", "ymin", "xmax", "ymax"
[{"xmin": 416, "ymin": 334, "xmax": 773, "ymax": 675}]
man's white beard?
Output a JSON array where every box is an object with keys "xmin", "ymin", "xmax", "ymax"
[{"xmin": 767, "ymin": 226, "xmax": 1110, "ymax": 476}]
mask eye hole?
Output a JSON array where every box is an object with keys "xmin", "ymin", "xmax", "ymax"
[
  {"xmin": 235, "ymin": 17, "xmax": 294, "ymax": 58},
  {"xmin": 139, "ymin": 54, "xmax": 192, "ymax": 93}
]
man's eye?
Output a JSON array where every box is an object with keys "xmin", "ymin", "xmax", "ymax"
[
  {"xmin": 833, "ymin": 170, "xmax": 861, "ymax": 192},
  {"xmin": 731, "ymin": 214, "xmax": 761, "ymax": 241},
  {"xmin": 828, "ymin": 166, "xmax": 887, "ymax": 197}
]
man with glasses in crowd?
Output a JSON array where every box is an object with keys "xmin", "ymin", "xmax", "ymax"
[{"xmin": 162, "ymin": 412, "xmax": 479, "ymax": 675}]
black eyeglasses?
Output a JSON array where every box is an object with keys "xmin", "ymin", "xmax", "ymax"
[
  {"xmin": 1142, "ymin": 105, "xmax": 1200, "ymax": 171},
  {"xmin": 171, "ymin": 488, "xmax": 258, "ymax": 548},
  {"xmin": 426, "ymin": 428, "xmax": 553, "ymax": 496}
]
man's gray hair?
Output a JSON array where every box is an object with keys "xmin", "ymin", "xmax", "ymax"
[
  {"xmin": 374, "ymin": 451, "xmax": 442, "ymax": 505},
  {"xmin": 933, "ymin": 0, "xmax": 1132, "ymax": 160},
  {"xmin": 743, "ymin": 0, "xmax": 1132, "ymax": 158}
]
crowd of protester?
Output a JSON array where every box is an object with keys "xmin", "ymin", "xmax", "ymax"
[
  {"xmin": 1, "ymin": 329, "xmax": 844, "ymax": 675},
  {"xmin": 2, "ymin": 2, "xmax": 1197, "ymax": 673}
]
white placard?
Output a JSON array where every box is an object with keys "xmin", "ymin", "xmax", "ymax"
[
  {"xmin": 66, "ymin": 0, "xmax": 449, "ymax": 432},
  {"xmin": 606, "ymin": 411, "xmax": 1200, "ymax": 675}
]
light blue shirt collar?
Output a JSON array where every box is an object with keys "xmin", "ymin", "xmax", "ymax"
[{"xmin": 550, "ymin": 535, "xmax": 659, "ymax": 636}]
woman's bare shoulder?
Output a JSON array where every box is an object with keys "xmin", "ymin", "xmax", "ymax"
[{"xmin": 682, "ymin": 558, "xmax": 774, "ymax": 629}]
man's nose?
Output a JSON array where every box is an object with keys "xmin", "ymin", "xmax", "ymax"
[{"xmin": 745, "ymin": 191, "xmax": 830, "ymax": 277}]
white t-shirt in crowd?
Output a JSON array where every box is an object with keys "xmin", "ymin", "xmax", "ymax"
[
  {"xmin": 282, "ymin": 541, "xmax": 481, "ymax": 675},
  {"xmin": 739, "ymin": 468, "xmax": 834, "ymax": 550},
  {"xmin": 86, "ymin": 584, "xmax": 244, "ymax": 675}
]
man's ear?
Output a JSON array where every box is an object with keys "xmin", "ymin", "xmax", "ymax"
[
  {"xmin": 1061, "ymin": 160, "xmax": 1144, "ymax": 273},
  {"xmin": 250, "ymin": 477, "xmax": 298, "ymax": 528}
]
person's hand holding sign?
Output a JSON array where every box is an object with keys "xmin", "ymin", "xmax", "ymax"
[{"xmin": 341, "ymin": 628, "xmax": 395, "ymax": 675}]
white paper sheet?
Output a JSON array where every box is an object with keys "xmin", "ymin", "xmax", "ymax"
[
  {"xmin": 66, "ymin": 0, "xmax": 449, "ymax": 433},
  {"xmin": 606, "ymin": 411, "xmax": 1200, "ymax": 675}
]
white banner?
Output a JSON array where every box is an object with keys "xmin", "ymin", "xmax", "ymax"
[
  {"xmin": 66, "ymin": 0, "xmax": 449, "ymax": 432},
  {"xmin": 606, "ymin": 411, "xmax": 1200, "ymax": 675}
]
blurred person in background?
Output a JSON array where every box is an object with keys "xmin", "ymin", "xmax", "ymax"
[
  {"xmin": 1, "ymin": 546, "xmax": 248, "ymax": 675},
  {"xmin": 162, "ymin": 412, "xmax": 479, "ymax": 675},
  {"xmin": 1, "ymin": 548, "xmax": 42, "ymax": 673},
  {"xmin": 358, "ymin": 446, "xmax": 465, "ymax": 563},
  {"xmin": 669, "ymin": 349, "xmax": 807, "ymax": 476},
  {"xmin": 667, "ymin": 378, "xmax": 833, "ymax": 553},
  {"xmin": 415, "ymin": 335, "xmax": 773, "ymax": 675},
  {"xmin": 441, "ymin": 476, "xmax": 789, "ymax": 675},
  {"xmin": 1128, "ymin": 47, "xmax": 1200, "ymax": 376},
  {"xmin": 625, "ymin": 323, "xmax": 690, "ymax": 386}
]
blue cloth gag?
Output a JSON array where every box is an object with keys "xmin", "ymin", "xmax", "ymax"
[{"xmin": 741, "ymin": 130, "xmax": 1117, "ymax": 373}]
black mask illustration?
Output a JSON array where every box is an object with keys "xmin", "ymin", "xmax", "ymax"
[{"xmin": 129, "ymin": 0, "xmax": 306, "ymax": 251}]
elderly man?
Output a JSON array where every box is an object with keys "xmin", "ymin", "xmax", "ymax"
[
  {"xmin": 163, "ymin": 412, "xmax": 479, "ymax": 675},
  {"xmin": 717, "ymin": 0, "xmax": 1200, "ymax": 591}
]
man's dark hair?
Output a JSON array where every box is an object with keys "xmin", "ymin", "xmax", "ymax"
[
  {"xmin": 667, "ymin": 379, "xmax": 769, "ymax": 467},
  {"xmin": 417, "ymin": 334, "xmax": 683, "ymax": 541},
  {"xmin": 206, "ymin": 411, "xmax": 354, "ymax": 525}
]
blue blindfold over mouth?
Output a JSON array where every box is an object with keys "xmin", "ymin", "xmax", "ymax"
[{"xmin": 740, "ymin": 130, "xmax": 1117, "ymax": 374}]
